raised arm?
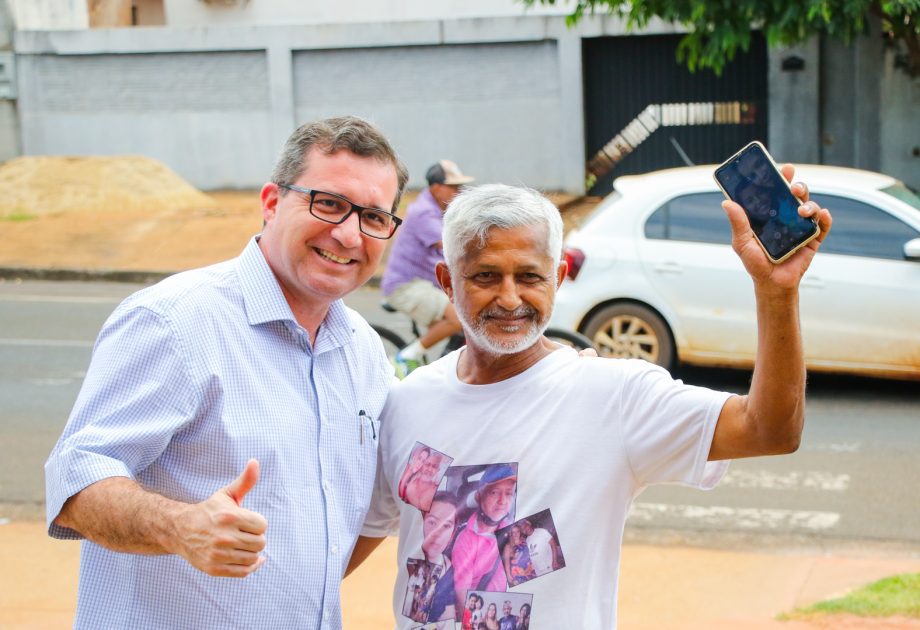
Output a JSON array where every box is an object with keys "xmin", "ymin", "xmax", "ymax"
[
  {"xmin": 55, "ymin": 460, "xmax": 267, "ymax": 577},
  {"xmin": 709, "ymin": 165, "xmax": 833, "ymax": 461}
]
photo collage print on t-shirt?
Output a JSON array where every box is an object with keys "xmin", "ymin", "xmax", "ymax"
[{"xmin": 396, "ymin": 441, "xmax": 566, "ymax": 629}]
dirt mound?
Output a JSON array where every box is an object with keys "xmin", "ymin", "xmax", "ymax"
[
  {"xmin": 0, "ymin": 156, "xmax": 216, "ymax": 219},
  {"xmin": 0, "ymin": 183, "xmax": 600, "ymax": 274}
]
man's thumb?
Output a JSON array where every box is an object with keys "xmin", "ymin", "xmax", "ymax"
[
  {"xmin": 226, "ymin": 459, "xmax": 260, "ymax": 505},
  {"xmin": 722, "ymin": 199, "xmax": 752, "ymax": 235}
]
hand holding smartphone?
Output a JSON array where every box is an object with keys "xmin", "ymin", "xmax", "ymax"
[{"xmin": 714, "ymin": 141, "xmax": 819, "ymax": 263}]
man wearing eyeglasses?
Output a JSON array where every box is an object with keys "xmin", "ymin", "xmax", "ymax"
[{"xmin": 44, "ymin": 116, "xmax": 408, "ymax": 629}]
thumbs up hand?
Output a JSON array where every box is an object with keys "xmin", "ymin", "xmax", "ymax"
[
  {"xmin": 225, "ymin": 458, "xmax": 261, "ymax": 506},
  {"xmin": 173, "ymin": 459, "xmax": 268, "ymax": 577}
]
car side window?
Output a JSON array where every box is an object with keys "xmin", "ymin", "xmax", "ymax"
[
  {"xmin": 809, "ymin": 194, "xmax": 920, "ymax": 260},
  {"xmin": 645, "ymin": 192, "xmax": 732, "ymax": 245}
]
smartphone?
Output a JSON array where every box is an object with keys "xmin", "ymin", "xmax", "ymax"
[{"xmin": 713, "ymin": 141, "xmax": 819, "ymax": 263}]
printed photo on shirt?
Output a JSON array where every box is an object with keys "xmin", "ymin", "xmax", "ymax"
[
  {"xmin": 496, "ymin": 509, "xmax": 565, "ymax": 586},
  {"xmin": 410, "ymin": 490, "xmax": 463, "ymax": 623},
  {"xmin": 438, "ymin": 463, "xmax": 518, "ymax": 621},
  {"xmin": 402, "ymin": 558, "xmax": 444, "ymax": 623},
  {"xmin": 398, "ymin": 442, "xmax": 454, "ymax": 512},
  {"xmin": 462, "ymin": 590, "xmax": 533, "ymax": 630}
]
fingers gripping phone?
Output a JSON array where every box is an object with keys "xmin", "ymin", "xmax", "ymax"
[{"xmin": 714, "ymin": 141, "xmax": 820, "ymax": 263}]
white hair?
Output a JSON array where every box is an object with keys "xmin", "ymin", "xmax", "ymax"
[{"xmin": 441, "ymin": 183, "xmax": 564, "ymax": 271}]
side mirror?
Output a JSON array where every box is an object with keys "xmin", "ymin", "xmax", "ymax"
[{"xmin": 904, "ymin": 238, "xmax": 920, "ymax": 262}]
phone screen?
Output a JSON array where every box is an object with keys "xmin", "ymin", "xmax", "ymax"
[{"xmin": 714, "ymin": 143, "xmax": 818, "ymax": 261}]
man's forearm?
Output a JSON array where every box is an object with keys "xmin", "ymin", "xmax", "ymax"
[
  {"xmin": 56, "ymin": 476, "xmax": 187, "ymax": 555},
  {"xmin": 748, "ymin": 285, "xmax": 806, "ymax": 453},
  {"xmin": 57, "ymin": 461, "xmax": 268, "ymax": 578}
]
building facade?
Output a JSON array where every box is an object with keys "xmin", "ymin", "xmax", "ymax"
[{"xmin": 4, "ymin": 3, "xmax": 918, "ymax": 191}]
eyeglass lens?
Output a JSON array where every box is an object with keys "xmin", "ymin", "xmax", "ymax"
[{"xmin": 311, "ymin": 191, "xmax": 396, "ymax": 238}]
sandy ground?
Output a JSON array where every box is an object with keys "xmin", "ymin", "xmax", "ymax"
[
  {"xmin": 3, "ymin": 521, "xmax": 918, "ymax": 629},
  {"xmin": 0, "ymin": 190, "xmax": 262, "ymax": 272},
  {"xmin": 0, "ymin": 189, "xmax": 601, "ymax": 274}
]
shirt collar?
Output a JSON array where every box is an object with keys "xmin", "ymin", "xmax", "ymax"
[
  {"xmin": 236, "ymin": 237, "xmax": 355, "ymax": 349},
  {"xmin": 237, "ymin": 237, "xmax": 297, "ymax": 326}
]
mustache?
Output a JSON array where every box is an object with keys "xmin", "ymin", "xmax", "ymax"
[{"xmin": 481, "ymin": 305, "xmax": 538, "ymax": 319}]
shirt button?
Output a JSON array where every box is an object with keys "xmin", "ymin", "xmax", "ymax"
[
  {"xmin": 331, "ymin": 545, "xmax": 339, "ymax": 556},
  {"xmin": 322, "ymin": 480, "xmax": 331, "ymax": 492}
]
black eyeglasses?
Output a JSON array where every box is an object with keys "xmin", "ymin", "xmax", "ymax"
[{"xmin": 279, "ymin": 184, "xmax": 402, "ymax": 240}]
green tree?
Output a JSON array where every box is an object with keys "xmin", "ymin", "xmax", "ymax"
[{"xmin": 521, "ymin": 0, "xmax": 919, "ymax": 77}]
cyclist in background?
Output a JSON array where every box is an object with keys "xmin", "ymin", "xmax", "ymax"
[{"xmin": 381, "ymin": 159, "xmax": 474, "ymax": 375}]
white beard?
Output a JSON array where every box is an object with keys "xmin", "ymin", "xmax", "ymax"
[{"xmin": 456, "ymin": 301, "xmax": 551, "ymax": 356}]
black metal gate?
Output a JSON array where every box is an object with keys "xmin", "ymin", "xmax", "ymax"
[{"xmin": 582, "ymin": 32, "xmax": 768, "ymax": 194}]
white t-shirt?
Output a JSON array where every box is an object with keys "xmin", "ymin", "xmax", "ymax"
[
  {"xmin": 363, "ymin": 347, "xmax": 731, "ymax": 629},
  {"xmin": 526, "ymin": 527, "xmax": 554, "ymax": 576}
]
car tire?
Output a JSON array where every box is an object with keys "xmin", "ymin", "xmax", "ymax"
[{"xmin": 583, "ymin": 303, "xmax": 675, "ymax": 371}]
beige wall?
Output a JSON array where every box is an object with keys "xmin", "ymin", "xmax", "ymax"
[
  {"xmin": 88, "ymin": 0, "xmax": 131, "ymax": 27},
  {"xmin": 133, "ymin": 0, "xmax": 165, "ymax": 26}
]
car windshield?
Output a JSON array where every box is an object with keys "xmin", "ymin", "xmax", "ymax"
[{"xmin": 880, "ymin": 183, "xmax": 920, "ymax": 211}]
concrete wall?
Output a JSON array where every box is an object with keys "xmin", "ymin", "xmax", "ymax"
[
  {"xmin": 11, "ymin": 14, "xmax": 918, "ymax": 191},
  {"xmin": 162, "ymin": 0, "xmax": 566, "ymax": 27},
  {"xmin": 766, "ymin": 23, "xmax": 918, "ymax": 191},
  {"xmin": 290, "ymin": 41, "xmax": 563, "ymax": 188},
  {"xmin": 819, "ymin": 23, "xmax": 883, "ymax": 174},
  {"xmin": 17, "ymin": 50, "xmax": 273, "ymax": 189},
  {"xmin": 767, "ymin": 39, "xmax": 821, "ymax": 164},
  {"xmin": 0, "ymin": 0, "xmax": 18, "ymax": 161},
  {"xmin": 7, "ymin": 0, "xmax": 88, "ymax": 30},
  {"xmin": 13, "ymin": 17, "xmax": 591, "ymax": 191},
  {"xmin": 879, "ymin": 52, "xmax": 920, "ymax": 190}
]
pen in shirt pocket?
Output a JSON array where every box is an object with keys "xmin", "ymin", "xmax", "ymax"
[{"xmin": 358, "ymin": 410, "xmax": 376, "ymax": 444}]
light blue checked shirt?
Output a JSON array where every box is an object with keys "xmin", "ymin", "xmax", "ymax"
[{"xmin": 45, "ymin": 237, "xmax": 392, "ymax": 630}]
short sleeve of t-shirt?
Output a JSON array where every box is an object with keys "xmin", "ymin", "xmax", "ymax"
[
  {"xmin": 615, "ymin": 360, "xmax": 732, "ymax": 489},
  {"xmin": 361, "ymin": 410, "xmax": 401, "ymax": 537}
]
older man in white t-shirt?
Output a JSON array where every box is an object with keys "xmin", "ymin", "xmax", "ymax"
[{"xmin": 350, "ymin": 180, "xmax": 832, "ymax": 628}]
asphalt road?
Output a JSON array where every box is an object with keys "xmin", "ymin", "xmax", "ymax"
[{"xmin": 2, "ymin": 279, "xmax": 918, "ymax": 552}]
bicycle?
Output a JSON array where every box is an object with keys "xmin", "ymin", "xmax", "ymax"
[{"xmin": 371, "ymin": 301, "xmax": 596, "ymax": 365}]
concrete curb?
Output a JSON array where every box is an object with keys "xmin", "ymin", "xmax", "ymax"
[
  {"xmin": 0, "ymin": 266, "xmax": 384, "ymax": 287},
  {"xmin": 0, "ymin": 266, "xmax": 173, "ymax": 284}
]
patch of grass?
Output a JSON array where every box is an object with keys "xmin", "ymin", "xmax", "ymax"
[
  {"xmin": 780, "ymin": 573, "xmax": 920, "ymax": 620},
  {"xmin": 1, "ymin": 211, "xmax": 36, "ymax": 222}
]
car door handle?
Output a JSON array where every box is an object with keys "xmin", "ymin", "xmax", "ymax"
[{"xmin": 653, "ymin": 262, "xmax": 683, "ymax": 274}]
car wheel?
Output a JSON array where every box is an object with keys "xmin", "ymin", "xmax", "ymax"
[{"xmin": 583, "ymin": 303, "xmax": 675, "ymax": 370}]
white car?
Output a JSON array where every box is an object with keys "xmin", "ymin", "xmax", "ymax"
[{"xmin": 550, "ymin": 165, "xmax": 920, "ymax": 380}]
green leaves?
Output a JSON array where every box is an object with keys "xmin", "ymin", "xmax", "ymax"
[{"xmin": 521, "ymin": 0, "xmax": 919, "ymax": 76}]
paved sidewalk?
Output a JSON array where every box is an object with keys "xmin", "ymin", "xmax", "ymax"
[
  {"xmin": 3, "ymin": 195, "xmax": 918, "ymax": 628},
  {"xmin": 3, "ymin": 519, "xmax": 919, "ymax": 629}
]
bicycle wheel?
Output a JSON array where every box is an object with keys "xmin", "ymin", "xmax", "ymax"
[
  {"xmin": 372, "ymin": 324, "xmax": 406, "ymax": 363},
  {"xmin": 544, "ymin": 327, "xmax": 595, "ymax": 351}
]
